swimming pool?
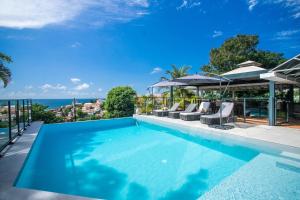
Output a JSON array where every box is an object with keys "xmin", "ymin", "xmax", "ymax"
[{"xmin": 15, "ymin": 118, "xmax": 300, "ymax": 199}]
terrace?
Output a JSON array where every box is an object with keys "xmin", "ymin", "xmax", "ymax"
[
  {"xmin": 0, "ymin": 58, "xmax": 300, "ymax": 200},
  {"xmin": 136, "ymin": 55, "xmax": 300, "ymax": 129}
]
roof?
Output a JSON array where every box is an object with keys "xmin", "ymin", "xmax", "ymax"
[
  {"xmin": 222, "ymin": 61, "xmax": 267, "ymax": 80},
  {"xmin": 270, "ymin": 54, "xmax": 300, "ymax": 74},
  {"xmin": 237, "ymin": 60, "xmax": 262, "ymax": 67},
  {"xmin": 260, "ymin": 54, "xmax": 300, "ymax": 84},
  {"xmin": 223, "ymin": 66, "xmax": 266, "ymax": 76}
]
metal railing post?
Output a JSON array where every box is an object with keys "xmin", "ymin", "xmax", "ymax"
[
  {"xmin": 29, "ymin": 99, "xmax": 32, "ymax": 123},
  {"xmin": 152, "ymin": 96, "xmax": 154, "ymax": 112},
  {"xmin": 22, "ymin": 99, "xmax": 26, "ymax": 130},
  {"xmin": 243, "ymin": 98, "xmax": 246, "ymax": 123},
  {"xmin": 274, "ymin": 98, "xmax": 277, "ymax": 126},
  {"xmin": 286, "ymin": 101, "xmax": 289, "ymax": 123},
  {"xmin": 27, "ymin": 99, "xmax": 30, "ymax": 126},
  {"xmin": 16, "ymin": 100, "xmax": 20, "ymax": 135},
  {"xmin": 73, "ymin": 98, "xmax": 77, "ymax": 121},
  {"xmin": 220, "ymin": 100, "xmax": 223, "ymax": 126},
  {"xmin": 8, "ymin": 100, "xmax": 12, "ymax": 143}
]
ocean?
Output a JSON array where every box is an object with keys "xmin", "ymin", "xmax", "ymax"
[{"xmin": 32, "ymin": 99, "xmax": 97, "ymax": 109}]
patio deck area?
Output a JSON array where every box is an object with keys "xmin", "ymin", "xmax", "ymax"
[
  {"xmin": 236, "ymin": 117, "xmax": 300, "ymax": 129},
  {"xmin": 134, "ymin": 114, "xmax": 300, "ymax": 150}
]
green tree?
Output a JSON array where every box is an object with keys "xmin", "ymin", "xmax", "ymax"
[
  {"xmin": 32, "ymin": 103, "xmax": 64, "ymax": 124},
  {"xmin": 0, "ymin": 52, "xmax": 12, "ymax": 87},
  {"xmin": 76, "ymin": 108, "xmax": 88, "ymax": 119},
  {"xmin": 160, "ymin": 64, "xmax": 192, "ymax": 98},
  {"xmin": 161, "ymin": 64, "xmax": 191, "ymax": 80},
  {"xmin": 104, "ymin": 86, "xmax": 136, "ymax": 118},
  {"xmin": 202, "ymin": 35, "xmax": 286, "ymax": 74}
]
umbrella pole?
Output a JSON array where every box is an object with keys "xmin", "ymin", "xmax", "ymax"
[
  {"xmin": 207, "ymin": 73, "xmax": 233, "ymax": 130},
  {"xmin": 170, "ymin": 86, "xmax": 174, "ymax": 108},
  {"xmin": 196, "ymin": 86, "xmax": 200, "ymax": 107},
  {"xmin": 219, "ymin": 79, "xmax": 222, "ymax": 127},
  {"xmin": 152, "ymin": 87, "xmax": 154, "ymax": 112}
]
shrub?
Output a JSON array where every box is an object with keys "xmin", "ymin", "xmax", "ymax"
[
  {"xmin": 32, "ymin": 103, "xmax": 64, "ymax": 124},
  {"xmin": 104, "ymin": 86, "xmax": 136, "ymax": 118}
]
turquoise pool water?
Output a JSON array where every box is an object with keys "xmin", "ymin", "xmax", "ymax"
[{"xmin": 15, "ymin": 118, "xmax": 300, "ymax": 199}]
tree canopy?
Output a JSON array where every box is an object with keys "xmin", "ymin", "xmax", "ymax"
[
  {"xmin": 31, "ymin": 104, "xmax": 64, "ymax": 124},
  {"xmin": 0, "ymin": 52, "xmax": 12, "ymax": 87},
  {"xmin": 161, "ymin": 64, "xmax": 191, "ymax": 80},
  {"xmin": 104, "ymin": 86, "xmax": 137, "ymax": 118},
  {"xmin": 201, "ymin": 35, "xmax": 286, "ymax": 74}
]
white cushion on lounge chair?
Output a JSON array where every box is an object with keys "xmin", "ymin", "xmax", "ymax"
[
  {"xmin": 199, "ymin": 102, "xmax": 210, "ymax": 113},
  {"xmin": 201, "ymin": 102, "xmax": 234, "ymax": 119},
  {"xmin": 169, "ymin": 103, "xmax": 180, "ymax": 111},
  {"xmin": 169, "ymin": 103, "xmax": 197, "ymax": 114},
  {"xmin": 180, "ymin": 102, "xmax": 210, "ymax": 116},
  {"xmin": 153, "ymin": 109, "xmax": 164, "ymax": 112},
  {"xmin": 153, "ymin": 103, "xmax": 179, "ymax": 112},
  {"xmin": 180, "ymin": 112, "xmax": 201, "ymax": 116}
]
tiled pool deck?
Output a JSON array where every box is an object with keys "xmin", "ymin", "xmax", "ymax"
[{"xmin": 1, "ymin": 118, "xmax": 300, "ymax": 200}]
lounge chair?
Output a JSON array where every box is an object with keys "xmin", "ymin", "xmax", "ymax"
[
  {"xmin": 168, "ymin": 103, "xmax": 197, "ymax": 119},
  {"xmin": 180, "ymin": 101, "xmax": 210, "ymax": 121},
  {"xmin": 153, "ymin": 103, "xmax": 180, "ymax": 117},
  {"xmin": 200, "ymin": 102, "xmax": 234, "ymax": 125}
]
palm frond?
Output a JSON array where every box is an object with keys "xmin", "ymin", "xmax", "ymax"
[
  {"xmin": 160, "ymin": 76, "xmax": 169, "ymax": 81},
  {"xmin": 0, "ymin": 63, "xmax": 12, "ymax": 87},
  {"xmin": 0, "ymin": 52, "xmax": 12, "ymax": 63}
]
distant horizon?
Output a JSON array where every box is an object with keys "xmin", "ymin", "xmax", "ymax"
[{"xmin": 0, "ymin": 0, "xmax": 299, "ymax": 98}]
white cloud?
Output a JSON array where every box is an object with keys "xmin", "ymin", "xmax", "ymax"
[
  {"xmin": 274, "ymin": 29, "xmax": 300, "ymax": 40},
  {"xmin": 275, "ymin": 0, "xmax": 300, "ymax": 18},
  {"xmin": 248, "ymin": 0, "xmax": 258, "ymax": 11},
  {"xmin": 74, "ymin": 83, "xmax": 90, "ymax": 91},
  {"xmin": 70, "ymin": 78, "xmax": 81, "ymax": 84},
  {"xmin": 25, "ymin": 85, "xmax": 33, "ymax": 90},
  {"xmin": 136, "ymin": 11, "xmax": 150, "ymax": 16},
  {"xmin": 177, "ymin": 0, "xmax": 201, "ymax": 10},
  {"xmin": 71, "ymin": 42, "xmax": 81, "ymax": 48},
  {"xmin": 150, "ymin": 67, "xmax": 163, "ymax": 74},
  {"xmin": 0, "ymin": 0, "xmax": 150, "ymax": 29},
  {"xmin": 40, "ymin": 83, "xmax": 67, "ymax": 91},
  {"xmin": 6, "ymin": 35, "xmax": 33, "ymax": 40},
  {"xmin": 6, "ymin": 91, "xmax": 36, "ymax": 98},
  {"xmin": 98, "ymin": 88, "xmax": 103, "ymax": 92},
  {"xmin": 177, "ymin": 0, "xmax": 188, "ymax": 10},
  {"xmin": 294, "ymin": 12, "xmax": 300, "ymax": 18},
  {"xmin": 249, "ymin": 0, "xmax": 300, "ymax": 19},
  {"xmin": 212, "ymin": 30, "xmax": 223, "ymax": 38}
]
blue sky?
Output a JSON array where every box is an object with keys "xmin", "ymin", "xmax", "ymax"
[{"xmin": 0, "ymin": 0, "xmax": 299, "ymax": 99}]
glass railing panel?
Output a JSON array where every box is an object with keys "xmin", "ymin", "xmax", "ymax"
[
  {"xmin": 24, "ymin": 99, "xmax": 29, "ymax": 126},
  {"xmin": 28, "ymin": 99, "xmax": 32, "ymax": 123},
  {"xmin": 18, "ymin": 100, "xmax": 25, "ymax": 131},
  {"xmin": 0, "ymin": 100, "xmax": 10, "ymax": 151},
  {"xmin": 10, "ymin": 100, "xmax": 19, "ymax": 139}
]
